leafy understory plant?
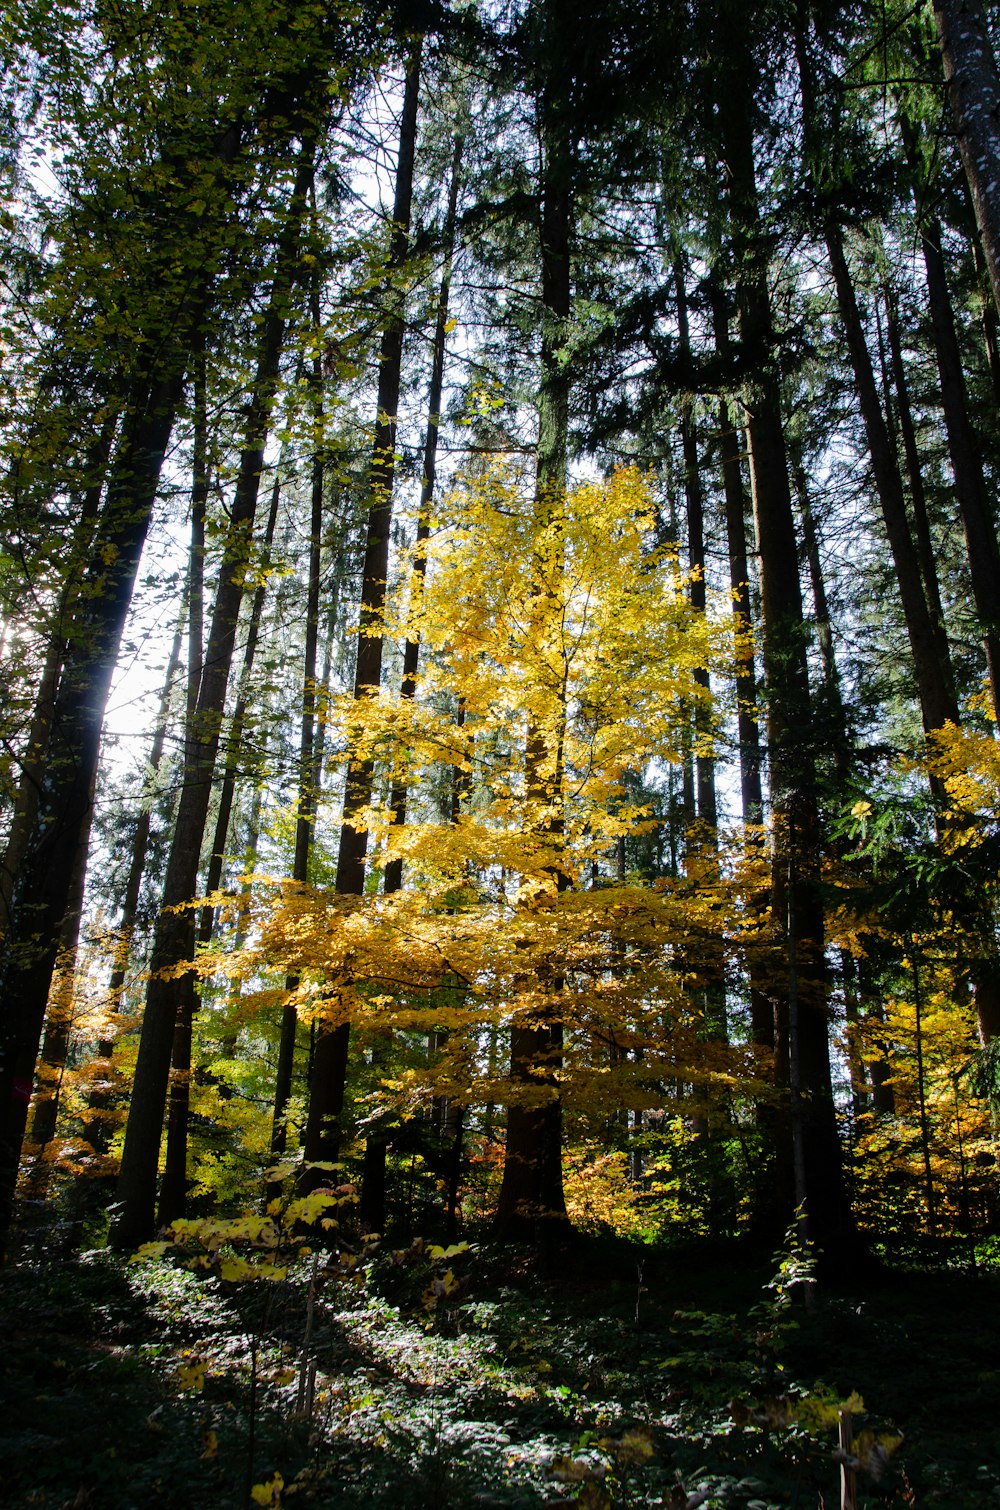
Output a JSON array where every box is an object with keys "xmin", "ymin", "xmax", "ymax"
[
  {"xmin": 725, "ymin": 1227, "xmax": 904, "ymax": 1506},
  {"xmin": 133, "ymin": 1174, "xmax": 367, "ymax": 1503}
]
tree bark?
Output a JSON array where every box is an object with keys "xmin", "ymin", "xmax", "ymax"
[
  {"xmin": 83, "ymin": 608, "xmax": 186, "ymax": 1163},
  {"xmin": 0, "ymin": 412, "xmax": 117, "ymax": 934},
  {"xmin": 271, "ymin": 295, "xmax": 326, "ymax": 1170},
  {"xmin": 674, "ymin": 257, "xmax": 727, "ymax": 1096},
  {"xmin": 920, "ymin": 212, "xmax": 1000, "ymax": 720},
  {"xmin": 788, "ymin": 444, "xmax": 851, "ymax": 774},
  {"xmin": 0, "ymin": 367, "xmax": 191, "ymax": 1251},
  {"xmin": 881, "ymin": 286, "xmax": 952, "ymax": 655},
  {"xmin": 24, "ymin": 770, "xmax": 96, "ymax": 1175},
  {"xmin": 710, "ymin": 286, "xmax": 772, "ymax": 1053},
  {"xmin": 675, "ymin": 260, "xmax": 720, "ymax": 841},
  {"xmin": 788, "ymin": 446, "xmax": 875, "ymax": 1120}
]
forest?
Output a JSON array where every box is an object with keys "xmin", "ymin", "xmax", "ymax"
[{"xmin": 3, "ymin": 0, "xmax": 1000, "ymax": 1505}]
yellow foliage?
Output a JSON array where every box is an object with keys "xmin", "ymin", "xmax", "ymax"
[
  {"xmin": 185, "ymin": 467, "xmax": 760, "ymax": 1140},
  {"xmin": 923, "ymin": 714, "xmax": 1000, "ymax": 846},
  {"xmin": 333, "ymin": 463, "xmax": 734, "ymax": 870},
  {"xmin": 175, "ymin": 1353, "xmax": 206, "ymax": 1391},
  {"xmin": 562, "ymin": 1148, "xmax": 646, "ymax": 1237},
  {"xmin": 250, "ymin": 1472, "xmax": 284, "ymax": 1507}
]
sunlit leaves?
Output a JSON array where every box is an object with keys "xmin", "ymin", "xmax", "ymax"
[
  {"xmin": 250, "ymin": 1471, "xmax": 284, "ymax": 1506},
  {"xmin": 187, "ymin": 466, "xmax": 762, "ymax": 1136}
]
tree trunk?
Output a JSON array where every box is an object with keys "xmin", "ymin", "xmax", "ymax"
[
  {"xmin": 716, "ymin": 57, "xmax": 854, "ymax": 1262},
  {"xmin": 788, "ymin": 445, "xmax": 851, "ymax": 774},
  {"xmin": 302, "ymin": 46, "xmax": 422, "ymax": 1188},
  {"xmin": 920, "ymin": 212, "xmax": 1000, "ymax": 720},
  {"xmin": 675, "ymin": 260, "xmax": 720, "ymax": 842},
  {"xmin": 199, "ymin": 457, "xmax": 286, "ymax": 956},
  {"xmin": 494, "ymin": 42, "xmax": 573, "ymax": 1243},
  {"xmin": 271, "ymin": 296, "xmax": 327, "ymax": 1172},
  {"xmin": 83, "ymin": 609, "xmax": 186, "ymax": 1164},
  {"xmin": 824, "ymin": 221, "xmax": 960, "ymax": 733},
  {"xmin": 788, "ymin": 446, "xmax": 875, "ymax": 1120},
  {"xmin": 710, "ymin": 285, "xmax": 773, "ymax": 1054},
  {"xmin": 674, "ymin": 257, "xmax": 728, "ymax": 1144},
  {"xmin": 881, "ymin": 286, "xmax": 951, "ymax": 652},
  {"xmin": 360, "ymin": 133, "xmax": 464, "ymax": 1230},
  {"xmin": 0, "ymin": 367, "xmax": 191, "ymax": 1251},
  {"xmin": 932, "ymin": 0, "xmax": 1000, "ymax": 322},
  {"xmin": 115, "ymin": 145, "xmax": 316, "ymax": 1245},
  {"xmin": 24, "ymin": 770, "xmax": 97, "ymax": 1182},
  {"xmin": 0, "ymin": 413, "xmax": 116, "ymax": 932}
]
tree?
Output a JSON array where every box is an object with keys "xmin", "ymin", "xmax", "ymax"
[
  {"xmin": 203, "ymin": 466, "xmax": 740, "ymax": 1234},
  {"xmin": 709, "ymin": 0, "xmax": 855, "ymax": 1261},
  {"xmin": 932, "ymin": 0, "xmax": 1000, "ymax": 321},
  {"xmin": 302, "ymin": 42, "xmax": 423, "ymax": 1188}
]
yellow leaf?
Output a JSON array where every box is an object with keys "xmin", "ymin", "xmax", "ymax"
[
  {"xmin": 427, "ymin": 1241, "xmax": 471, "ymax": 1261},
  {"xmin": 201, "ymin": 1430, "xmax": 219, "ymax": 1459},
  {"xmin": 133, "ymin": 1241, "xmax": 171, "ymax": 1260},
  {"xmin": 284, "ymin": 1189, "xmax": 338, "ymax": 1226},
  {"xmin": 176, "ymin": 1360, "xmax": 205, "ymax": 1391},
  {"xmin": 220, "ymin": 1256, "xmax": 288, "ymax": 1283},
  {"xmin": 251, "ymin": 1472, "xmax": 284, "ymax": 1506}
]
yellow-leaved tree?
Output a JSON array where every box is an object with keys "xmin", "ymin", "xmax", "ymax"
[{"xmin": 200, "ymin": 464, "xmax": 759, "ymax": 1234}]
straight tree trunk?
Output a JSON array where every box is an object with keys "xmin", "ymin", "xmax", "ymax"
[
  {"xmin": 0, "ymin": 366, "xmax": 192, "ymax": 1250},
  {"xmin": 301, "ymin": 47, "xmax": 422, "ymax": 1187},
  {"xmin": 494, "ymin": 40, "xmax": 573, "ymax": 1243},
  {"xmin": 920, "ymin": 212, "xmax": 1000, "ymax": 719},
  {"xmin": 0, "ymin": 413, "xmax": 117, "ymax": 931},
  {"xmin": 789, "ymin": 446, "xmax": 851, "ymax": 772},
  {"xmin": 932, "ymin": 0, "xmax": 1000, "ymax": 322},
  {"xmin": 197, "ymin": 458, "xmax": 286, "ymax": 959},
  {"xmin": 360, "ymin": 133, "xmax": 464, "ymax": 1229},
  {"xmin": 153, "ymin": 355, "xmax": 213, "ymax": 1217},
  {"xmin": 674, "ymin": 259, "xmax": 720, "ymax": 842},
  {"xmin": 24, "ymin": 771, "xmax": 97, "ymax": 1175},
  {"xmin": 115, "ymin": 145, "xmax": 316, "ymax": 1245},
  {"xmin": 715, "ymin": 56, "xmax": 854, "ymax": 1263},
  {"xmin": 788, "ymin": 446, "xmax": 875, "ymax": 1120},
  {"xmin": 83, "ymin": 610, "xmax": 186, "ymax": 1162},
  {"xmin": 709, "ymin": 286, "xmax": 772, "ymax": 1054},
  {"xmin": 674, "ymin": 257, "xmax": 727, "ymax": 1086},
  {"xmin": 824, "ymin": 221, "xmax": 961, "ymax": 733},
  {"xmin": 881, "ymin": 286, "xmax": 951, "ymax": 652},
  {"xmin": 271, "ymin": 296, "xmax": 326, "ymax": 1168}
]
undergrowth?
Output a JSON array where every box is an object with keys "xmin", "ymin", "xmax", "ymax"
[{"xmin": 2, "ymin": 1223, "xmax": 999, "ymax": 1508}]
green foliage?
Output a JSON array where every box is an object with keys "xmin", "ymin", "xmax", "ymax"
[{"xmin": 8, "ymin": 1225, "xmax": 1000, "ymax": 1507}]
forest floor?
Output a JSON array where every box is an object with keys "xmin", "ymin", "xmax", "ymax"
[{"xmin": 2, "ymin": 1218, "xmax": 999, "ymax": 1510}]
